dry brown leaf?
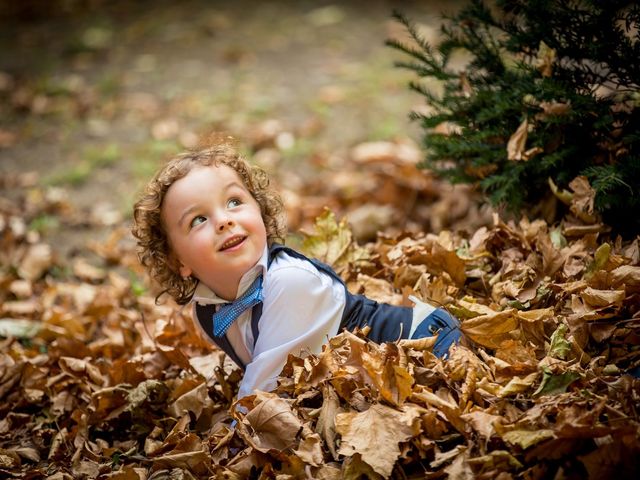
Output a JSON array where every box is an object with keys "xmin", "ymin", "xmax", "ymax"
[
  {"xmin": 168, "ymin": 381, "xmax": 212, "ymax": 420},
  {"xmin": 188, "ymin": 351, "xmax": 225, "ymax": 380},
  {"xmin": 335, "ymin": 403, "xmax": 422, "ymax": 478},
  {"xmin": 293, "ymin": 433, "xmax": 324, "ymax": 466},
  {"xmin": 609, "ymin": 265, "xmax": 640, "ymax": 289},
  {"xmin": 350, "ymin": 140, "xmax": 421, "ymax": 165},
  {"xmin": 0, "ymin": 448, "xmax": 21, "ymax": 469},
  {"xmin": 460, "ymin": 410, "xmax": 503, "ymax": 441},
  {"xmin": 568, "ymin": 176, "xmax": 598, "ymax": 223},
  {"xmin": 17, "ymin": 243, "xmax": 52, "ymax": 281},
  {"xmin": 580, "ymin": 287, "xmax": 625, "ymax": 308},
  {"xmin": 152, "ymin": 449, "xmax": 210, "ymax": 476},
  {"xmin": 539, "ymin": 100, "xmax": 571, "ymax": 117},
  {"xmin": 461, "ymin": 309, "xmax": 520, "ymax": 349},
  {"xmin": 501, "ymin": 429, "xmax": 555, "ymax": 449},
  {"xmin": 507, "ymin": 118, "xmax": 529, "ymax": 161},
  {"xmin": 241, "ymin": 393, "xmax": 303, "ymax": 452},
  {"xmin": 398, "ymin": 335, "xmax": 437, "ymax": 351},
  {"xmin": 498, "ymin": 371, "xmax": 539, "ymax": 397},
  {"xmin": 72, "ymin": 258, "xmax": 106, "ymax": 282},
  {"xmin": 433, "ymin": 121, "xmax": 463, "ymax": 136},
  {"xmin": 355, "ymin": 273, "xmax": 403, "ymax": 305},
  {"xmin": 535, "ymin": 41, "xmax": 556, "ymax": 77},
  {"xmin": 406, "ymin": 240, "xmax": 466, "ymax": 286},
  {"xmin": 316, "ymin": 384, "xmax": 341, "ymax": 461},
  {"xmin": 443, "ymin": 447, "xmax": 475, "ymax": 479},
  {"xmin": 8, "ymin": 279, "xmax": 33, "ymax": 298},
  {"xmin": 300, "ymin": 208, "xmax": 371, "ymax": 275},
  {"xmin": 58, "ymin": 356, "xmax": 106, "ymax": 386}
]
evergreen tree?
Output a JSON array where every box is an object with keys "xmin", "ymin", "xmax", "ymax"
[{"xmin": 388, "ymin": 0, "xmax": 640, "ymax": 236}]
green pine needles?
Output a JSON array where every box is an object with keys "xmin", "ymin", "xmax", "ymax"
[{"xmin": 388, "ymin": 0, "xmax": 639, "ymax": 236}]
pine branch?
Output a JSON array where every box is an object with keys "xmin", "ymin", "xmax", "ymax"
[{"xmin": 388, "ymin": 0, "xmax": 640, "ymax": 235}]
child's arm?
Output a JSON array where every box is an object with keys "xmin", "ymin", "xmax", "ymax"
[{"xmin": 237, "ymin": 260, "xmax": 345, "ymax": 397}]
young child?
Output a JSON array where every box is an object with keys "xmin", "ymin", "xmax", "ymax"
[{"xmin": 132, "ymin": 143, "xmax": 462, "ymax": 398}]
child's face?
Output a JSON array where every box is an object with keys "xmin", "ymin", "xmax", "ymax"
[{"xmin": 161, "ymin": 164, "xmax": 267, "ymax": 300}]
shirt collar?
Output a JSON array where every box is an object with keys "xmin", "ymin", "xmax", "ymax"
[{"xmin": 191, "ymin": 245, "xmax": 269, "ymax": 306}]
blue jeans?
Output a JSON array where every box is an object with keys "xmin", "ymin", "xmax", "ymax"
[{"xmin": 411, "ymin": 307, "xmax": 462, "ymax": 358}]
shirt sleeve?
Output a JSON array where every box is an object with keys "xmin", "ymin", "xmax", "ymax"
[{"xmin": 237, "ymin": 261, "xmax": 345, "ymax": 398}]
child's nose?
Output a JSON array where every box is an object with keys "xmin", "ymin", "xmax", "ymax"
[{"xmin": 217, "ymin": 218, "xmax": 234, "ymax": 232}]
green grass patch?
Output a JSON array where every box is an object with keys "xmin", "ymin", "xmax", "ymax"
[
  {"xmin": 279, "ymin": 137, "xmax": 315, "ymax": 164},
  {"xmin": 97, "ymin": 73, "xmax": 122, "ymax": 98},
  {"xmin": 44, "ymin": 143, "xmax": 121, "ymax": 186},
  {"xmin": 29, "ymin": 214, "xmax": 61, "ymax": 234},
  {"xmin": 367, "ymin": 116, "xmax": 405, "ymax": 142},
  {"xmin": 129, "ymin": 270, "xmax": 147, "ymax": 297},
  {"xmin": 44, "ymin": 162, "xmax": 93, "ymax": 186},
  {"xmin": 84, "ymin": 143, "xmax": 121, "ymax": 167},
  {"xmin": 131, "ymin": 139, "xmax": 182, "ymax": 181}
]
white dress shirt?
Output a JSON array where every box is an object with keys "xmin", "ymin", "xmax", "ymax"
[{"xmin": 191, "ymin": 246, "xmax": 346, "ymax": 398}]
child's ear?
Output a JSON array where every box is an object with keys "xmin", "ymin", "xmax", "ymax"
[
  {"xmin": 168, "ymin": 252, "xmax": 192, "ymax": 278},
  {"xmin": 179, "ymin": 263, "xmax": 192, "ymax": 278}
]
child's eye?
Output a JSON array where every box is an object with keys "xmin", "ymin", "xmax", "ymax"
[
  {"xmin": 228, "ymin": 198, "xmax": 242, "ymax": 208},
  {"xmin": 190, "ymin": 215, "xmax": 207, "ymax": 228}
]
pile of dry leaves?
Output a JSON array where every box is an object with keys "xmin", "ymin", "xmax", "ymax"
[{"xmin": 1, "ymin": 168, "xmax": 639, "ymax": 479}]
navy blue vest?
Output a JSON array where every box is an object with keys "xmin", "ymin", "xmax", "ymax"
[{"xmin": 194, "ymin": 244, "xmax": 413, "ymax": 369}]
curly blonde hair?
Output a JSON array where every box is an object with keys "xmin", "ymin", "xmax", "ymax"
[{"xmin": 132, "ymin": 143, "xmax": 286, "ymax": 304}]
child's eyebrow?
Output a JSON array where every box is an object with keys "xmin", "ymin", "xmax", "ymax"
[{"xmin": 225, "ymin": 181, "xmax": 245, "ymax": 192}]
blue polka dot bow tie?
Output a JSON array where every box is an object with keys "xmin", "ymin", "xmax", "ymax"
[{"xmin": 212, "ymin": 275, "xmax": 264, "ymax": 337}]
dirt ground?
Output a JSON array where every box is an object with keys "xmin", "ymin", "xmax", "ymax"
[{"xmin": 0, "ymin": 0, "xmax": 468, "ymax": 259}]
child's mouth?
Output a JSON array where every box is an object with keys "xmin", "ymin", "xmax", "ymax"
[{"xmin": 219, "ymin": 235, "xmax": 246, "ymax": 251}]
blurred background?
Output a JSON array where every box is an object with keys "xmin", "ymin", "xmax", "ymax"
[{"xmin": 0, "ymin": 0, "xmax": 484, "ymax": 263}]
